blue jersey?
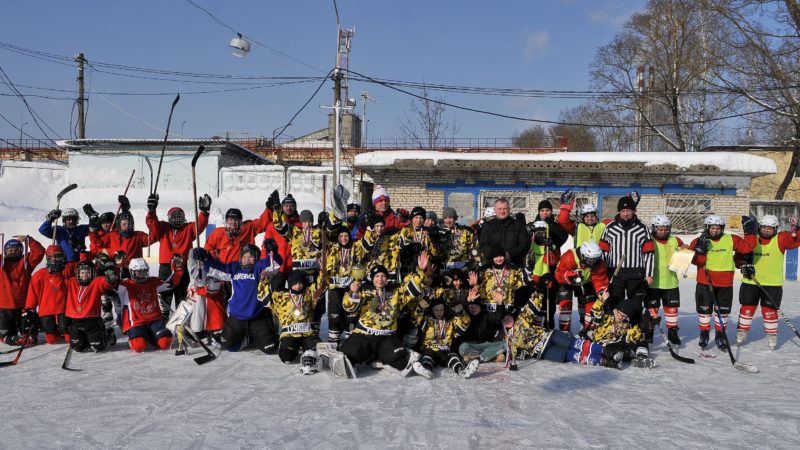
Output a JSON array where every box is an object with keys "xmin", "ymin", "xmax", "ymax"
[
  {"xmin": 204, "ymin": 254, "xmax": 282, "ymax": 321},
  {"xmin": 38, "ymin": 221, "xmax": 91, "ymax": 262}
]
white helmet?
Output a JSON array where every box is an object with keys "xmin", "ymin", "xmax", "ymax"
[
  {"xmin": 532, "ymin": 220, "xmax": 548, "ymax": 232},
  {"xmin": 760, "ymin": 215, "xmax": 780, "ymax": 229},
  {"xmin": 62, "ymin": 208, "xmax": 80, "ymax": 220},
  {"xmin": 129, "ymin": 258, "xmax": 150, "ymax": 283},
  {"xmin": 703, "ymin": 215, "xmax": 725, "ymax": 227},
  {"xmin": 651, "ymin": 214, "xmax": 671, "ymax": 228},
  {"xmin": 579, "ymin": 241, "xmax": 603, "ymax": 266},
  {"xmin": 578, "ymin": 203, "xmax": 597, "ymax": 217}
]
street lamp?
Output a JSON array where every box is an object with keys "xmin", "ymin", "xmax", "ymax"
[
  {"xmin": 181, "ymin": 120, "xmax": 187, "ymax": 136},
  {"xmin": 19, "ymin": 121, "xmax": 28, "ymax": 144},
  {"xmin": 230, "ymin": 33, "xmax": 251, "ymax": 58}
]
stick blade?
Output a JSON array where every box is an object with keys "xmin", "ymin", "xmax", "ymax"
[
  {"xmin": 57, "ymin": 183, "xmax": 78, "ymax": 201},
  {"xmin": 191, "ymin": 145, "xmax": 205, "ymax": 167},
  {"xmin": 194, "ymin": 353, "xmax": 216, "ymax": 365},
  {"xmin": 734, "ymin": 362, "xmax": 758, "ymax": 373}
]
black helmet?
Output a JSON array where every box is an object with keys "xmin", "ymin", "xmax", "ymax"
[
  {"xmin": 76, "ymin": 261, "xmax": 95, "ymax": 286},
  {"xmin": 225, "ymin": 208, "xmax": 243, "ymax": 221}
]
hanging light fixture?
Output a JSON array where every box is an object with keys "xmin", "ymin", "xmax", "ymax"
[{"xmin": 229, "ymin": 33, "xmax": 251, "ymax": 58}]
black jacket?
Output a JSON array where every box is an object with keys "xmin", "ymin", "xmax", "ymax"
[{"xmin": 478, "ymin": 216, "xmax": 530, "ymax": 266}]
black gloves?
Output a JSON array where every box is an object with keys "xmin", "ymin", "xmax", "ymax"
[
  {"xmin": 560, "ymin": 189, "xmax": 575, "ymax": 205},
  {"xmin": 113, "ymin": 250, "xmax": 126, "ymax": 265},
  {"xmin": 536, "ymin": 273, "xmax": 554, "ymax": 291},
  {"xmin": 83, "ymin": 204, "xmax": 98, "ymax": 218},
  {"xmin": 21, "ymin": 309, "xmax": 38, "ymax": 330},
  {"xmin": 118, "ymin": 195, "xmax": 131, "ymax": 212},
  {"xmin": 318, "ymin": 211, "xmax": 330, "ymax": 228},
  {"xmin": 46, "ymin": 209, "xmax": 61, "ymax": 222},
  {"xmin": 263, "ymin": 238, "xmax": 279, "ymax": 253},
  {"xmin": 146, "ymin": 193, "xmax": 159, "ymax": 211},
  {"xmin": 740, "ymin": 263, "xmax": 755, "ymax": 279},
  {"xmin": 694, "ymin": 234, "xmax": 709, "ymax": 256},
  {"xmin": 397, "ymin": 208, "xmax": 411, "ymax": 222},
  {"xmin": 629, "ymin": 191, "xmax": 641, "ymax": 207},
  {"xmin": 742, "ymin": 215, "xmax": 758, "ymax": 235},
  {"xmin": 266, "ymin": 189, "xmax": 281, "ymax": 211},
  {"xmin": 364, "ymin": 211, "xmax": 377, "ymax": 228},
  {"xmin": 191, "ymin": 247, "xmax": 210, "ymax": 262},
  {"xmin": 198, "ymin": 194, "xmax": 212, "ymax": 213},
  {"xmin": 103, "ymin": 268, "xmax": 118, "ymax": 284}
]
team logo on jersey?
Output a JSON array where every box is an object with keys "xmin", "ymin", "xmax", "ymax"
[{"xmin": 232, "ymin": 273, "xmax": 256, "ymax": 280}]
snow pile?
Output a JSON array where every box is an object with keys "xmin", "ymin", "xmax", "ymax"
[
  {"xmin": 1, "ymin": 278, "xmax": 799, "ymax": 448},
  {"xmin": 354, "ymin": 151, "xmax": 778, "ymax": 175}
]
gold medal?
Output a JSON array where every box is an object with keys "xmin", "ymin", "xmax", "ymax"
[
  {"xmin": 76, "ymin": 306, "xmax": 82, "ymax": 312},
  {"xmin": 293, "ymin": 308, "xmax": 301, "ymax": 318}
]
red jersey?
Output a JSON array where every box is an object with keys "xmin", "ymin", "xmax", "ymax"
[
  {"xmin": 554, "ymin": 249, "xmax": 609, "ymax": 294},
  {"xmin": 25, "ymin": 263, "xmax": 76, "ymax": 316},
  {"xmin": 146, "ymin": 211, "xmax": 210, "ymax": 264},
  {"xmin": 204, "ymin": 208, "xmax": 272, "ymax": 264},
  {"xmin": 66, "ymin": 276, "xmax": 113, "ymax": 319},
  {"xmin": 90, "ymin": 230, "xmax": 151, "ymax": 267},
  {"xmin": 118, "ymin": 277, "xmax": 167, "ymax": 331},
  {"xmin": 260, "ymin": 224, "xmax": 293, "ymax": 274},
  {"xmin": 0, "ymin": 237, "xmax": 45, "ymax": 309}
]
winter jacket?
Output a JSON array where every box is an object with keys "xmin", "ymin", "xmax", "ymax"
[
  {"xmin": 478, "ymin": 215, "xmax": 530, "ymax": 266},
  {"xmin": 146, "ymin": 210, "xmax": 209, "ymax": 264},
  {"xmin": 38, "ymin": 221, "xmax": 91, "ymax": 262},
  {"xmin": 0, "ymin": 237, "xmax": 45, "ymax": 309}
]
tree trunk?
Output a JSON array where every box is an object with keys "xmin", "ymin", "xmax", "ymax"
[{"xmin": 775, "ymin": 130, "xmax": 800, "ymax": 200}]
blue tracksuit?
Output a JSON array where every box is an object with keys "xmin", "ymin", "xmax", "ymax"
[
  {"xmin": 38, "ymin": 221, "xmax": 91, "ymax": 262},
  {"xmin": 204, "ymin": 255, "xmax": 282, "ymax": 321}
]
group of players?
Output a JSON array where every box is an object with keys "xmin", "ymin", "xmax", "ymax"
[{"xmin": 0, "ymin": 183, "xmax": 794, "ymax": 378}]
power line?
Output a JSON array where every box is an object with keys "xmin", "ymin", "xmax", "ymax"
[
  {"xmin": 273, "ymin": 69, "xmax": 334, "ymax": 142},
  {"xmin": 0, "ymin": 64, "xmax": 63, "ymax": 140}
]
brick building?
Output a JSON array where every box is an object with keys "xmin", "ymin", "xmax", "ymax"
[{"xmin": 354, "ymin": 151, "xmax": 776, "ymax": 233}]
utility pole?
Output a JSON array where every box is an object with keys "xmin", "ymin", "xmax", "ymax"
[
  {"xmin": 330, "ymin": 0, "xmax": 354, "ymax": 186},
  {"xmin": 360, "ymin": 91, "xmax": 375, "ymax": 148},
  {"xmin": 75, "ymin": 53, "xmax": 86, "ymax": 139}
]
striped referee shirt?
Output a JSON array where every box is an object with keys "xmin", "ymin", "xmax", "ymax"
[{"xmin": 600, "ymin": 217, "xmax": 654, "ymax": 277}]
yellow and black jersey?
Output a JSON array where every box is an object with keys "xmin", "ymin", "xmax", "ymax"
[
  {"xmin": 479, "ymin": 265, "xmax": 525, "ymax": 307},
  {"xmin": 398, "ymin": 226, "xmax": 440, "ymax": 258},
  {"xmin": 589, "ymin": 300, "xmax": 644, "ymax": 346},
  {"xmin": 414, "ymin": 310, "xmax": 470, "ymax": 352},
  {"xmin": 360, "ymin": 227, "xmax": 400, "ymax": 274},
  {"xmin": 509, "ymin": 296, "xmax": 550, "ymax": 358},
  {"xmin": 441, "ymin": 225, "xmax": 475, "ymax": 263},
  {"xmin": 343, "ymin": 268, "xmax": 429, "ymax": 335},
  {"xmin": 441, "ymin": 287, "xmax": 470, "ymax": 309},
  {"xmin": 261, "ymin": 277, "xmax": 324, "ymax": 338},
  {"xmin": 325, "ymin": 242, "xmax": 365, "ymax": 288}
]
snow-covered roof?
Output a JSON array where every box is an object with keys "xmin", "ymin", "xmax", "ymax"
[
  {"xmin": 354, "ymin": 151, "xmax": 777, "ymax": 176},
  {"xmin": 56, "ymin": 139, "xmax": 272, "ymax": 165}
]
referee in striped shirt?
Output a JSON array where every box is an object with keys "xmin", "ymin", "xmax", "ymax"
[{"xmin": 598, "ymin": 193, "xmax": 654, "ymax": 325}]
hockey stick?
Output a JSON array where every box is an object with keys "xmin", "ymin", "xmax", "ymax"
[
  {"xmin": 183, "ymin": 325, "xmax": 216, "ymax": 365},
  {"xmin": 61, "ymin": 344, "xmax": 81, "ymax": 371},
  {"xmin": 110, "ymin": 169, "xmax": 135, "ymax": 232},
  {"xmin": 51, "ymin": 183, "xmax": 79, "ymax": 244},
  {"xmin": 657, "ymin": 324, "xmax": 694, "ymax": 364},
  {"xmin": 191, "ymin": 144, "xmax": 205, "ymax": 249},
  {"xmin": 0, "ymin": 323, "xmax": 37, "ymax": 367},
  {"xmin": 152, "ymin": 94, "xmax": 180, "ymax": 195},
  {"xmin": 0, "ymin": 346, "xmax": 23, "ymax": 355},
  {"xmin": 703, "ymin": 267, "xmax": 758, "ymax": 373},
  {"xmin": 748, "ymin": 275, "xmax": 800, "ymax": 340}
]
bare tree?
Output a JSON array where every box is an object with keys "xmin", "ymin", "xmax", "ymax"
[
  {"xmin": 590, "ymin": 0, "xmax": 737, "ymax": 151},
  {"xmin": 512, "ymin": 124, "xmax": 549, "ymax": 148},
  {"xmin": 397, "ymin": 84, "xmax": 459, "ymax": 149},
  {"xmin": 707, "ymin": 0, "xmax": 800, "ymax": 199}
]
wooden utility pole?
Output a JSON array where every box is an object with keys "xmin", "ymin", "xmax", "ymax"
[{"xmin": 75, "ymin": 53, "xmax": 86, "ymax": 139}]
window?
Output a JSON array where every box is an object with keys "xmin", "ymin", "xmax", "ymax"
[
  {"xmin": 480, "ymin": 190, "xmax": 528, "ymax": 216},
  {"xmin": 601, "ymin": 195, "xmax": 623, "ymax": 221},
  {"xmin": 446, "ymin": 192, "xmax": 477, "ymax": 225},
  {"xmin": 664, "ymin": 194, "xmax": 714, "ymax": 233}
]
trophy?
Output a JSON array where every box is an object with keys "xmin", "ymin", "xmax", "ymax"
[{"xmin": 351, "ymin": 263, "xmax": 367, "ymax": 282}]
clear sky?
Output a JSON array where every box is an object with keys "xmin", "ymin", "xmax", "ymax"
[{"xmin": 0, "ymin": 0, "xmax": 645, "ymax": 144}]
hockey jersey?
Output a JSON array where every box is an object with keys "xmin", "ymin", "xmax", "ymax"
[
  {"xmin": 66, "ymin": 275, "xmax": 114, "ymax": 319},
  {"xmin": 117, "ymin": 277, "xmax": 171, "ymax": 331},
  {"xmin": 0, "ymin": 237, "xmax": 45, "ymax": 309},
  {"xmin": 146, "ymin": 210, "xmax": 209, "ymax": 264},
  {"xmin": 25, "ymin": 263, "xmax": 76, "ymax": 316},
  {"xmin": 343, "ymin": 268, "xmax": 429, "ymax": 335}
]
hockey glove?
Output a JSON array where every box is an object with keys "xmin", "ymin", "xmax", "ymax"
[
  {"xmin": 191, "ymin": 247, "xmax": 210, "ymax": 262},
  {"xmin": 146, "ymin": 193, "xmax": 159, "ymax": 211},
  {"xmin": 113, "ymin": 250, "xmax": 126, "ymax": 265},
  {"xmin": 740, "ymin": 263, "xmax": 755, "ymax": 279},
  {"xmin": 198, "ymin": 194, "xmax": 212, "ymax": 213},
  {"xmin": 101, "ymin": 300, "xmax": 114, "ymax": 324},
  {"xmin": 263, "ymin": 238, "xmax": 279, "ymax": 253},
  {"xmin": 266, "ymin": 189, "xmax": 281, "ymax": 211},
  {"xmin": 629, "ymin": 191, "xmax": 641, "ymax": 207},
  {"xmin": 21, "ymin": 309, "xmax": 38, "ymax": 330},
  {"xmin": 83, "ymin": 204, "xmax": 98, "ymax": 218},
  {"xmin": 536, "ymin": 273, "xmax": 554, "ymax": 291},
  {"xmin": 693, "ymin": 234, "xmax": 709, "ymax": 256},
  {"xmin": 118, "ymin": 195, "xmax": 131, "ymax": 212},
  {"xmin": 591, "ymin": 299, "xmax": 605, "ymax": 322},
  {"xmin": 46, "ymin": 209, "xmax": 61, "ymax": 222},
  {"xmin": 103, "ymin": 268, "xmax": 119, "ymax": 285},
  {"xmin": 317, "ymin": 211, "xmax": 330, "ymax": 228},
  {"xmin": 742, "ymin": 215, "xmax": 758, "ymax": 235},
  {"xmin": 560, "ymin": 189, "xmax": 575, "ymax": 205},
  {"xmin": 397, "ymin": 208, "xmax": 411, "ymax": 222}
]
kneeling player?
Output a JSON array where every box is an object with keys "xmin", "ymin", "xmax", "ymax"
[
  {"xmin": 66, "ymin": 260, "xmax": 115, "ymax": 353},
  {"xmin": 24, "ymin": 245, "xmax": 73, "ymax": 344},
  {"xmin": 414, "ymin": 293, "xmax": 479, "ymax": 379},
  {"xmin": 116, "ymin": 258, "xmax": 173, "ymax": 352}
]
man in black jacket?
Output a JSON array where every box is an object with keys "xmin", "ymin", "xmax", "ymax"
[{"xmin": 479, "ymin": 198, "xmax": 530, "ymax": 266}]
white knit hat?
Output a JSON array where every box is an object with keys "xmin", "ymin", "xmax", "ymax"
[{"xmin": 372, "ymin": 185, "xmax": 390, "ymax": 205}]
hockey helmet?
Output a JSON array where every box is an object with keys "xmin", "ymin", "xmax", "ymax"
[
  {"xmin": 578, "ymin": 203, "xmax": 597, "ymax": 217},
  {"xmin": 650, "ymin": 214, "xmax": 672, "ymax": 237},
  {"xmin": 3, "ymin": 239, "xmax": 23, "ymax": 260},
  {"xmin": 62, "ymin": 208, "xmax": 80, "ymax": 228},
  {"xmin": 45, "ymin": 245, "xmax": 66, "ymax": 272},
  {"xmin": 759, "ymin": 214, "xmax": 779, "ymax": 239},
  {"xmin": 76, "ymin": 261, "xmax": 95, "ymax": 286},
  {"xmin": 167, "ymin": 207, "xmax": 186, "ymax": 229},
  {"xmin": 129, "ymin": 258, "xmax": 150, "ymax": 283},
  {"xmin": 579, "ymin": 241, "xmax": 603, "ymax": 267}
]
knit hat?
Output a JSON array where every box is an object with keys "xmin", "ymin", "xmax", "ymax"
[
  {"xmin": 617, "ymin": 196, "xmax": 636, "ymax": 212},
  {"xmin": 411, "ymin": 206, "xmax": 426, "ymax": 219},
  {"xmin": 488, "ymin": 244, "xmax": 505, "ymax": 259},
  {"xmin": 370, "ymin": 264, "xmax": 389, "ymax": 279},
  {"xmin": 538, "ymin": 200, "xmax": 553, "ymax": 211},
  {"xmin": 372, "ymin": 185, "xmax": 390, "ymax": 205},
  {"xmin": 442, "ymin": 207, "xmax": 458, "ymax": 219},
  {"xmin": 430, "ymin": 297, "xmax": 446, "ymax": 309},
  {"xmin": 287, "ymin": 270, "xmax": 307, "ymax": 288},
  {"xmin": 426, "ymin": 211, "xmax": 438, "ymax": 222},
  {"xmin": 282, "ymin": 194, "xmax": 297, "ymax": 207},
  {"xmin": 615, "ymin": 298, "xmax": 638, "ymax": 321},
  {"xmin": 299, "ymin": 210, "xmax": 314, "ymax": 223}
]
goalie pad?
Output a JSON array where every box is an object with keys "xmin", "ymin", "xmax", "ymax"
[{"xmin": 316, "ymin": 342, "xmax": 357, "ymax": 379}]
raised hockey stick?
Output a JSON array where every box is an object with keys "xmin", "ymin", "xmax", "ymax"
[
  {"xmin": 749, "ymin": 275, "xmax": 800, "ymax": 340},
  {"xmin": 703, "ymin": 267, "xmax": 758, "ymax": 373},
  {"xmin": 51, "ymin": 183, "xmax": 79, "ymax": 244},
  {"xmin": 0, "ymin": 323, "xmax": 37, "ymax": 367},
  {"xmin": 657, "ymin": 324, "xmax": 694, "ymax": 364},
  {"xmin": 152, "ymin": 94, "xmax": 180, "ymax": 195},
  {"xmin": 110, "ymin": 169, "xmax": 135, "ymax": 232},
  {"xmin": 191, "ymin": 145, "xmax": 205, "ymax": 264},
  {"xmin": 183, "ymin": 325, "xmax": 216, "ymax": 365}
]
